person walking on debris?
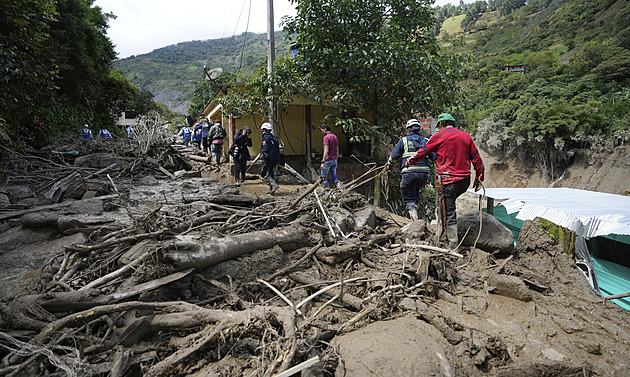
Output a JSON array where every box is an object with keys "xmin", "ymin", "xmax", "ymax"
[
  {"xmin": 81, "ymin": 125, "xmax": 92, "ymax": 140},
  {"xmin": 200, "ymin": 118, "xmax": 211, "ymax": 154},
  {"xmin": 406, "ymin": 113, "xmax": 485, "ymax": 250},
  {"xmin": 192, "ymin": 123, "xmax": 203, "ymax": 150},
  {"xmin": 126, "ymin": 123, "xmax": 135, "ymax": 139},
  {"xmin": 98, "ymin": 128, "xmax": 112, "ymax": 139},
  {"xmin": 320, "ymin": 123, "xmax": 342, "ymax": 188},
  {"xmin": 175, "ymin": 124, "xmax": 192, "ymax": 148},
  {"xmin": 388, "ymin": 119, "xmax": 436, "ymax": 221},
  {"xmin": 230, "ymin": 126, "xmax": 252, "ymax": 186},
  {"xmin": 209, "ymin": 119, "xmax": 227, "ymax": 164},
  {"xmin": 259, "ymin": 122, "xmax": 280, "ymax": 194}
]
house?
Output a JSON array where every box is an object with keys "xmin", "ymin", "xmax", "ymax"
[{"xmin": 202, "ymin": 97, "xmax": 434, "ymax": 184}]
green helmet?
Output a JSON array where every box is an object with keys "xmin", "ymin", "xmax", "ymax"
[{"xmin": 436, "ymin": 113, "xmax": 455, "ymax": 122}]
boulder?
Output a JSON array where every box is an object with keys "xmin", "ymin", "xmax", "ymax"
[
  {"xmin": 331, "ymin": 207, "xmax": 355, "ymax": 235},
  {"xmin": 20, "ymin": 212, "xmax": 59, "ymax": 228},
  {"xmin": 488, "ymin": 274, "xmax": 533, "ymax": 302},
  {"xmin": 354, "ymin": 207, "xmax": 376, "ymax": 229},
  {"xmin": 74, "ymin": 153, "xmax": 120, "ymax": 169},
  {"xmin": 457, "ymin": 211, "xmax": 514, "ymax": 253},
  {"xmin": 332, "ymin": 315, "xmax": 466, "ymax": 376}
]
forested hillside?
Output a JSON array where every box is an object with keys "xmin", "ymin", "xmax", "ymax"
[
  {"xmin": 113, "ymin": 31, "xmax": 292, "ymax": 114},
  {"xmin": 436, "ymin": 0, "xmax": 630, "ymax": 180},
  {"xmin": 112, "ymin": 0, "xmax": 630, "ymax": 180}
]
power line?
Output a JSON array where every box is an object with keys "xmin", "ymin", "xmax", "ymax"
[{"xmin": 237, "ymin": 0, "xmax": 253, "ymax": 77}]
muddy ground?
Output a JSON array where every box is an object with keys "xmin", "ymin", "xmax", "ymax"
[{"xmin": 0, "ymin": 139, "xmax": 629, "ymax": 377}]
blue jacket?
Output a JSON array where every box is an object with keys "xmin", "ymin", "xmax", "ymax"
[
  {"xmin": 261, "ymin": 132, "xmax": 280, "ymax": 163},
  {"xmin": 388, "ymin": 133, "xmax": 435, "ymax": 172}
]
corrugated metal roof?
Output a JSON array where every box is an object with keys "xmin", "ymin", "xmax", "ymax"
[{"xmin": 468, "ymin": 188, "xmax": 630, "ymax": 239}]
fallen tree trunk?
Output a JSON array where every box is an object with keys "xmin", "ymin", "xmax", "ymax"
[
  {"xmin": 15, "ymin": 269, "xmax": 193, "ymax": 313},
  {"xmin": 165, "ymin": 225, "xmax": 309, "ymax": 270}
]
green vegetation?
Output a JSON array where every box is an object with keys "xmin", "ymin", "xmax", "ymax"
[
  {"xmin": 434, "ymin": 0, "xmax": 630, "ymax": 179},
  {"xmin": 0, "ymin": 0, "xmax": 153, "ymax": 147},
  {"xmin": 282, "ymin": 0, "xmax": 467, "ymax": 146},
  {"xmin": 113, "ymin": 32, "xmax": 293, "ymax": 115}
]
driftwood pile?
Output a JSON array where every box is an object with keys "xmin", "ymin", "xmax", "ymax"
[
  {"xmin": 0, "ymin": 139, "xmax": 480, "ymax": 376},
  {"xmin": 2, "ymin": 139, "xmax": 630, "ymax": 377}
]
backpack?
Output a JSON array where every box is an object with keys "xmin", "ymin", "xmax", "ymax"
[
  {"xmin": 217, "ymin": 125, "xmax": 227, "ymax": 139},
  {"xmin": 279, "ymin": 145, "xmax": 285, "ymax": 167}
]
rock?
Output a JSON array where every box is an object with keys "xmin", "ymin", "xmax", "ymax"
[
  {"xmin": 4, "ymin": 186, "xmax": 34, "ymax": 202},
  {"xmin": 20, "ymin": 212, "xmax": 59, "ymax": 228},
  {"xmin": 64, "ymin": 199, "xmax": 104, "ymax": 215},
  {"xmin": 354, "ymin": 207, "xmax": 376, "ymax": 229},
  {"xmin": 332, "ymin": 315, "xmax": 467, "ymax": 376},
  {"xmin": 56, "ymin": 217, "xmax": 87, "ymax": 234},
  {"xmin": 488, "ymin": 274, "xmax": 533, "ymax": 302},
  {"xmin": 457, "ymin": 211, "xmax": 514, "ymax": 253},
  {"xmin": 331, "ymin": 207, "xmax": 356, "ymax": 235},
  {"xmin": 74, "ymin": 153, "xmax": 120, "ymax": 169},
  {"xmin": 0, "ymin": 192, "xmax": 11, "ymax": 206},
  {"xmin": 400, "ymin": 219, "xmax": 428, "ymax": 239}
]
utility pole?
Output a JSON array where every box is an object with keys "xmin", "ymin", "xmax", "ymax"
[{"xmin": 267, "ymin": 0, "xmax": 278, "ymax": 135}]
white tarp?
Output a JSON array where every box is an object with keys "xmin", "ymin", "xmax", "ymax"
[{"xmin": 468, "ymin": 187, "xmax": 630, "ymax": 239}]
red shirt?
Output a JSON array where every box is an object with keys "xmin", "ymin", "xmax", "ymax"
[
  {"xmin": 407, "ymin": 127, "xmax": 484, "ymax": 185},
  {"xmin": 323, "ymin": 132, "xmax": 339, "ymax": 161}
]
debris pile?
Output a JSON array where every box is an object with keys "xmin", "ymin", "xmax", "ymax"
[{"xmin": 1, "ymin": 139, "xmax": 629, "ymax": 376}]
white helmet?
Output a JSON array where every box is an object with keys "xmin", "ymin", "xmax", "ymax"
[
  {"xmin": 260, "ymin": 122, "xmax": 272, "ymax": 131},
  {"xmin": 406, "ymin": 119, "xmax": 420, "ymax": 129}
]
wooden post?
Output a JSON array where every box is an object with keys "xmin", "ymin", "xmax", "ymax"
[
  {"xmin": 305, "ymin": 104, "xmax": 312, "ymax": 168},
  {"xmin": 487, "ymin": 197, "xmax": 494, "ymax": 215}
]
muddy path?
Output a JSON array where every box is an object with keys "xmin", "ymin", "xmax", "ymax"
[{"xmin": 0, "ymin": 139, "xmax": 629, "ymax": 377}]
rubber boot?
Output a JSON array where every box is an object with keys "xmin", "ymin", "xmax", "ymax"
[
  {"xmin": 408, "ymin": 207, "xmax": 418, "ymax": 221},
  {"xmin": 446, "ymin": 224, "xmax": 459, "ymax": 250},
  {"xmin": 267, "ymin": 176, "xmax": 279, "ymax": 194}
]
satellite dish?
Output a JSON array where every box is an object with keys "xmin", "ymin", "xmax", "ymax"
[{"xmin": 203, "ymin": 66, "xmax": 223, "ymax": 81}]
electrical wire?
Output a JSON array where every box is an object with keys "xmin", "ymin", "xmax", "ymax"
[
  {"xmin": 236, "ymin": 0, "xmax": 253, "ymax": 77},
  {"xmin": 219, "ymin": 0, "xmax": 249, "ymax": 69}
]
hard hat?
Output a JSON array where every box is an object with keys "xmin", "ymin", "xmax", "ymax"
[
  {"xmin": 406, "ymin": 119, "xmax": 420, "ymax": 128},
  {"xmin": 437, "ymin": 113, "xmax": 455, "ymax": 122},
  {"xmin": 260, "ymin": 122, "xmax": 272, "ymax": 131}
]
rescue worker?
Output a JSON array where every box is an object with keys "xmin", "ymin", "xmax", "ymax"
[
  {"xmin": 231, "ymin": 126, "xmax": 252, "ymax": 186},
  {"xmin": 81, "ymin": 125, "xmax": 92, "ymax": 140},
  {"xmin": 98, "ymin": 128, "xmax": 112, "ymax": 139},
  {"xmin": 126, "ymin": 124, "xmax": 135, "ymax": 139},
  {"xmin": 388, "ymin": 119, "xmax": 435, "ymax": 220},
  {"xmin": 175, "ymin": 124, "xmax": 192, "ymax": 148},
  {"xmin": 209, "ymin": 119, "xmax": 227, "ymax": 164},
  {"xmin": 259, "ymin": 122, "xmax": 280, "ymax": 194},
  {"xmin": 406, "ymin": 113, "xmax": 485, "ymax": 250},
  {"xmin": 192, "ymin": 123, "xmax": 203, "ymax": 150}
]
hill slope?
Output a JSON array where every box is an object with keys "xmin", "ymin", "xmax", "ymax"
[{"xmin": 113, "ymin": 31, "xmax": 292, "ymax": 113}]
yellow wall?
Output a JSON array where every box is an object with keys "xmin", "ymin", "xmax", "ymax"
[{"xmin": 228, "ymin": 104, "xmax": 348, "ymax": 158}]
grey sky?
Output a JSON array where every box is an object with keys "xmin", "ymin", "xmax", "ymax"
[{"xmin": 94, "ymin": 0, "xmax": 470, "ymax": 59}]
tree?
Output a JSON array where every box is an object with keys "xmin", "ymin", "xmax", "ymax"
[
  {"xmin": 0, "ymin": 0, "xmax": 57, "ymax": 142},
  {"xmin": 282, "ymin": 0, "xmax": 467, "ymax": 150}
]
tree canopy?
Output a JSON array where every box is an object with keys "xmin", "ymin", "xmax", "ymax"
[
  {"xmin": 0, "ymin": 0, "xmax": 153, "ymax": 147},
  {"xmin": 281, "ymin": 0, "xmax": 468, "ymax": 147}
]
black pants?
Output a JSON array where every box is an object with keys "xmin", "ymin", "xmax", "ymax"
[
  {"xmin": 400, "ymin": 171, "xmax": 429, "ymax": 209},
  {"xmin": 443, "ymin": 177, "xmax": 470, "ymax": 226},
  {"xmin": 234, "ymin": 158, "xmax": 247, "ymax": 181},
  {"xmin": 261, "ymin": 161, "xmax": 277, "ymax": 180}
]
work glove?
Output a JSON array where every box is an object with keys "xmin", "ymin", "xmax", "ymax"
[{"xmin": 473, "ymin": 179, "xmax": 483, "ymax": 192}]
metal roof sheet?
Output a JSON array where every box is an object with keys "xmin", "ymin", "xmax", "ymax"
[{"xmin": 468, "ymin": 187, "xmax": 630, "ymax": 239}]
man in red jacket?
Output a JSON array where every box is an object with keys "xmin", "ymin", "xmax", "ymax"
[{"xmin": 406, "ymin": 113, "xmax": 485, "ymax": 250}]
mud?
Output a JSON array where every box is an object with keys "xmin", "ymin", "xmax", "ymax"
[{"xmin": 1, "ymin": 141, "xmax": 630, "ymax": 376}]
